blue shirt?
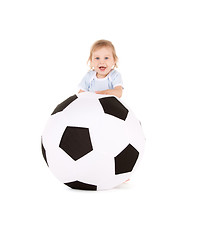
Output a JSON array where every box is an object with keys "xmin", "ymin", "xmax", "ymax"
[{"xmin": 78, "ymin": 70, "xmax": 123, "ymax": 92}]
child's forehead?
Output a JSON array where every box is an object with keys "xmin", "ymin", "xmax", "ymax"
[{"xmin": 92, "ymin": 47, "xmax": 113, "ymax": 56}]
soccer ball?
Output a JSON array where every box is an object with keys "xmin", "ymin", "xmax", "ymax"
[{"xmin": 41, "ymin": 92, "xmax": 145, "ymax": 190}]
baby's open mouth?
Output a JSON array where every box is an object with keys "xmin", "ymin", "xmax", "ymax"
[{"xmin": 99, "ymin": 66, "xmax": 106, "ymax": 71}]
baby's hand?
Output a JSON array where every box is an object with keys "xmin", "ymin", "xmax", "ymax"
[
  {"xmin": 95, "ymin": 90, "xmax": 110, "ymax": 95},
  {"xmin": 96, "ymin": 86, "xmax": 122, "ymax": 98}
]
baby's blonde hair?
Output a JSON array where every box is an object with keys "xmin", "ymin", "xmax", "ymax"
[{"xmin": 87, "ymin": 39, "xmax": 118, "ymax": 69}]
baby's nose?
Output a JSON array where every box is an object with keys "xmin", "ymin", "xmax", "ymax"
[{"xmin": 100, "ymin": 59, "xmax": 106, "ymax": 64}]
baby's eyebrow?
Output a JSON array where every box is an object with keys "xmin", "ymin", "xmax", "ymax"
[
  {"xmin": 93, "ymin": 54, "xmax": 112, "ymax": 58},
  {"xmin": 94, "ymin": 55, "xmax": 111, "ymax": 57}
]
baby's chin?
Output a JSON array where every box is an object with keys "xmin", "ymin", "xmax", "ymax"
[{"xmin": 96, "ymin": 68, "xmax": 112, "ymax": 76}]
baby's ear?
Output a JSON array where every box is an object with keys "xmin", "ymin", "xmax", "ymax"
[
  {"xmin": 89, "ymin": 62, "xmax": 95, "ymax": 70},
  {"xmin": 87, "ymin": 60, "xmax": 92, "ymax": 69},
  {"xmin": 88, "ymin": 64, "xmax": 93, "ymax": 70}
]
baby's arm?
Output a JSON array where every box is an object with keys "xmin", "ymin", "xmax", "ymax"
[
  {"xmin": 96, "ymin": 86, "xmax": 123, "ymax": 98},
  {"xmin": 78, "ymin": 89, "xmax": 85, "ymax": 93}
]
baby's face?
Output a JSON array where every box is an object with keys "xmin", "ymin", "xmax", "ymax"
[{"xmin": 91, "ymin": 47, "xmax": 116, "ymax": 78}]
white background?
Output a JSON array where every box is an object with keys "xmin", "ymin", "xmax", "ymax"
[{"xmin": 0, "ymin": 0, "xmax": 207, "ymax": 239}]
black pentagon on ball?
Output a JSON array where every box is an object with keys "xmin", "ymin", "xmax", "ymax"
[
  {"xmin": 59, "ymin": 126, "xmax": 93, "ymax": 161},
  {"xmin": 51, "ymin": 94, "xmax": 78, "ymax": 115},
  {"xmin": 64, "ymin": 181, "xmax": 97, "ymax": 191},
  {"xmin": 114, "ymin": 144, "xmax": 139, "ymax": 175},
  {"xmin": 99, "ymin": 96, "xmax": 129, "ymax": 121},
  {"xmin": 41, "ymin": 139, "xmax": 49, "ymax": 167}
]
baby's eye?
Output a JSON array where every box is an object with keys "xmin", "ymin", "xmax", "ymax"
[
  {"xmin": 105, "ymin": 57, "xmax": 109, "ymax": 60},
  {"xmin": 95, "ymin": 57, "xmax": 100, "ymax": 60}
]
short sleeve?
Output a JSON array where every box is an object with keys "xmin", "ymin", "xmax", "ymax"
[
  {"xmin": 110, "ymin": 70, "xmax": 124, "ymax": 89},
  {"xmin": 78, "ymin": 72, "xmax": 91, "ymax": 91}
]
